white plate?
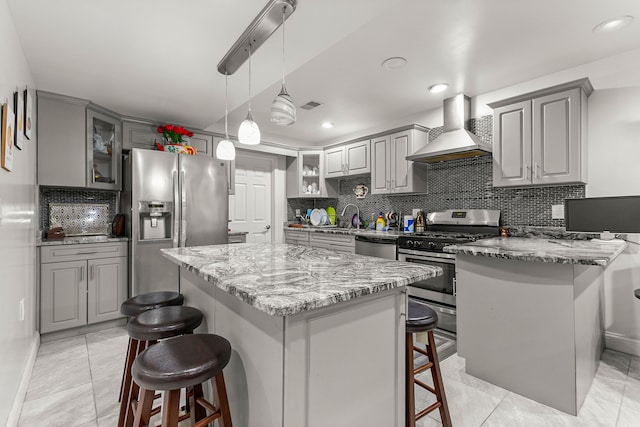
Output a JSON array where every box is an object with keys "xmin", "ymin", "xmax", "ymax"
[
  {"xmin": 318, "ymin": 208, "xmax": 328, "ymax": 225},
  {"xmin": 310, "ymin": 209, "xmax": 323, "ymax": 226}
]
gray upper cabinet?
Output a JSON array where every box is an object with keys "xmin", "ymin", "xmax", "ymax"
[
  {"xmin": 87, "ymin": 108, "xmax": 121, "ymax": 190},
  {"xmin": 37, "ymin": 92, "xmax": 90, "ymax": 187},
  {"xmin": 37, "ymin": 92, "xmax": 122, "ymax": 190},
  {"xmin": 324, "ymin": 140, "xmax": 370, "ymax": 178},
  {"xmin": 123, "ymin": 120, "xmax": 213, "ymax": 157},
  {"xmin": 371, "ymin": 128, "xmax": 428, "ymax": 194},
  {"xmin": 286, "ymin": 150, "xmax": 338, "ymax": 198},
  {"xmin": 490, "ymin": 79, "xmax": 592, "ymax": 188}
]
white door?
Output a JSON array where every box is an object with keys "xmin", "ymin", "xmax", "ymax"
[{"xmin": 230, "ymin": 152, "xmax": 273, "ymax": 243}]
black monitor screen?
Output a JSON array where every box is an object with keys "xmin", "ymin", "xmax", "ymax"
[{"xmin": 565, "ymin": 196, "xmax": 640, "ymax": 233}]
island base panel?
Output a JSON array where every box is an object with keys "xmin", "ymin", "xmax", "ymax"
[
  {"xmin": 179, "ymin": 267, "xmax": 407, "ymax": 427},
  {"xmin": 457, "ymin": 255, "xmax": 603, "ymax": 415}
]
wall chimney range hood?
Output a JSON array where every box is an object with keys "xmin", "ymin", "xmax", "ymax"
[{"xmin": 406, "ymin": 94, "xmax": 491, "ymax": 163}]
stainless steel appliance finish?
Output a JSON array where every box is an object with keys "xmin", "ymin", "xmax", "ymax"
[
  {"xmin": 122, "ymin": 149, "xmax": 228, "ymax": 296},
  {"xmin": 355, "ymin": 235, "xmax": 397, "ymax": 260},
  {"xmin": 406, "ymin": 94, "xmax": 492, "ymax": 163},
  {"xmin": 398, "ymin": 209, "xmax": 500, "ymax": 334}
]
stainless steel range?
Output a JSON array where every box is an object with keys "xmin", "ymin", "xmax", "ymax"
[{"xmin": 398, "ymin": 209, "xmax": 500, "ymax": 334}]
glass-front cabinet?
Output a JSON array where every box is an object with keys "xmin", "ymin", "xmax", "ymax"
[
  {"xmin": 87, "ymin": 109, "xmax": 121, "ymax": 190},
  {"xmin": 286, "ymin": 150, "xmax": 337, "ymax": 198}
]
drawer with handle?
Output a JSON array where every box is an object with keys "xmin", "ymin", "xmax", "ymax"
[{"xmin": 41, "ymin": 242, "xmax": 128, "ymax": 263}]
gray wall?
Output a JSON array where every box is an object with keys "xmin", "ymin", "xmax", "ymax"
[{"xmin": 0, "ymin": 0, "xmax": 38, "ymax": 424}]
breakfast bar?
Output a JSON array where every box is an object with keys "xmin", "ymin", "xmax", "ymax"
[
  {"xmin": 161, "ymin": 243, "xmax": 441, "ymax": 427},
  {"xmin": 444, "ymin": 237, "xmax": 626, "ymax": 415}
]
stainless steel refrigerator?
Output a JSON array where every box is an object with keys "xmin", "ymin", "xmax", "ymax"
[{"xmin": 122, "ymin": 148, "xmax": 228, "ymax": 296}]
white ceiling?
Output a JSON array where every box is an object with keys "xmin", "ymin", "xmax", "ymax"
[{"xmin": 8, "ymin": 0, "xmax": 640, "ymax": 147}]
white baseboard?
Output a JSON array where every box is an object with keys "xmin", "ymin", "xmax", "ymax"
[
  {"xmin": 6, "ymin": 332, "xmax": 40, "ymax": 427},
  {"xmin": 605, "ymin": 331, "xmax": 640, "ymax": 357}
]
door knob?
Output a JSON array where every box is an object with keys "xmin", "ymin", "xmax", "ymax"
[{"xmin": 265, "ymin": 225, "xmax": 271, "ymax": 230}]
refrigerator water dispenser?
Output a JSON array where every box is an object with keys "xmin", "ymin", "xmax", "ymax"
[{"xmin": 139, "ymin": 201, "xmax": 173, "ymax": 240}]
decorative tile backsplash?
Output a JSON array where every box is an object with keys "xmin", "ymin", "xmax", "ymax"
[
  {"xmin": 287, "ymin": 115, "xmax": 586, "ymax": 227},
  {"xmin": 49, "ymin": 203, "xmax": 110, "ymax": 236},
  {"xmin": 40, "ymin": 187, "xmax": 117, "ymax": 236}
]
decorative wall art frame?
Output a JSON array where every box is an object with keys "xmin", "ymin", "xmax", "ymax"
[
  {"xmin": 24, "ymin": 89, "xmax": 32, "ymax": 140},
  {"xmin": 14, "ymin": 90, "xmax": 24, "ymax": 150},
  {"xmin": 1, "ymin": 102, "xmax": 15, "ymax": 171}
]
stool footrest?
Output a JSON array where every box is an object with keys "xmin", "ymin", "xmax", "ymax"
[
  {"xmin": 415, "ymin": 378, "xmax": 436, "ymax": 394},
  {"xmin": 414, "ymin": 361, "xmax": 434, "ymax": 375},
  {"xmin": 416, "ymin": 401, "xmax": 443, "ymax": 420}
]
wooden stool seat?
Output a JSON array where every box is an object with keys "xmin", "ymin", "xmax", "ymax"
[
  {"xmin": 120, "ymin": 291, "xmax": 184, "ymax": 317},
  {"xmin": 118, "ymin": 305, "xmax": 203, "ymax": 427},
  {"xmin": 130, "ymin": 334, "xmax": 233, "ymax": 427},
  {"xmin": 406, "ymin": 299, "xmax": 452, "ymax": 427}
]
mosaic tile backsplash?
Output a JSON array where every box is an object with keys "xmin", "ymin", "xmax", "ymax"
[
  {"xmin": 49, "ymin": 203, "xmax": 110, "ymax": 236},
  {"xmin": 40, "ymin": 187, "xmax": 118, "ymax": 236},
  {"xmin": 287, "ymin": 115, "xmax": 586, "ymax": 227}
]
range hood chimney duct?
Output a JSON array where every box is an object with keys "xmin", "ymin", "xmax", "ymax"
[{"xmin": 406, "ymin": 94, "xmax": 491, "ymax": 163}]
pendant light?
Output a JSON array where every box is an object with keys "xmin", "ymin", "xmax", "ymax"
[
  {"xmin": 216, "ymin": 73, "xmax": 236, "ymax": 160},
  {"xmin": 270, "ymin": 5, "xmax": 296, "ymax": 125},
  {"xmin": 238, "ymin": 44, "xmax": 261, "ymax": 145}
]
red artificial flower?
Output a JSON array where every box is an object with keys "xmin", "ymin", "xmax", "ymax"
[
  {"xmin": 165, "ymin": 124, "xmax": 174, "ymax": 131},
  {"xmin": 157, "ymin": 123, "xmax": 194, "ymax": 145},
  {"xmin": 156, "ymin": 126, "xmax": 163, "ymax": 133},
  {"xmin": 174, "ymin": 126, "xmax": 184, "ymax": 135}
]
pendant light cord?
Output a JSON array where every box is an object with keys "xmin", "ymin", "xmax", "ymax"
[
  {"xmin": 224, "ymin": 72, "xmax": 229, "ymax": 138},
  {"xmin": 282, "ymin": 6, "xmax": 286, "ymax": 85},
  {"xmin": 247, "ymin": 44, "xmax": 252, "ymax": 113}
]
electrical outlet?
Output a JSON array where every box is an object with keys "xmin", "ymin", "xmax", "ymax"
[
  {"xmin": 295, "ymin": 209, "xmax": 301, "ymax": 217},
  {"xmin": 19, "ymin": 298, "xmax": 24, "ymax": 321},
  {"xmin": 552, "ymin": 204, "xmax": 565, "ymax": 220}
]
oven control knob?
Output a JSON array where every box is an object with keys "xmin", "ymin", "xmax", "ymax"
[
  {"xmin": 428, "ymin": 242, "xmax": 437, "ymax": 250},
  {"xmin": 414, "ymin": 241, "xmax": 422, "ymax": 248}
]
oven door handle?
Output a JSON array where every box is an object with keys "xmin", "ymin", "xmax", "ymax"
[{"xmin": 398, "ymin": 249, "xmax": 456, "ymax": 263}]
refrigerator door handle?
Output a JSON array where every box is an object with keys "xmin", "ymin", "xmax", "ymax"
[
  {"xmin": 172, "ymin": 170, "xmax": 180, "ymax": 248},
  {"xmin": 180, "ymin": 170, "xmax": 187, "ymax": 247}
]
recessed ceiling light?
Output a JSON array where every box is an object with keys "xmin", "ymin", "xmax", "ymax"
[
  {"xmin": 321, "ymin": 122, "xmax": 334, "ymax": 129},
  {"xmin": 593, "ymin": 15, "xmax": 634, "ymax": 33},
  {"xmin": 381, "ymin": 57, "xmax": 407, "ymax": 70},
  {"xmin": 428, "ymin": 83, "xmax": 449, "ymax": 94}
]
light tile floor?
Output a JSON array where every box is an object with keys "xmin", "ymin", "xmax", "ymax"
[{"xmin": 17, "ymin": 326, "xmax": 640, "ymax": 426}]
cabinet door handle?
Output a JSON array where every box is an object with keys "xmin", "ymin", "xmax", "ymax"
[
  {"xmin": 391, "ymin": 179, "xmax": 395, "ymax": 191},
  {"xmin": 534, "ymin": 163, "xmax": 539, "ymax": 180},
  {"xmin": 345, "ymin": 163, "xmax": 349, "ymax": 174},
  {"xmin": 91, "ymin": 167, "xmax": 96, "ymax": 184},
  {"xmin": 386, "ymin": 179, "xmax": 390, "ymax": 190},
  {"xmin": 526, "ymin": 165, "xmax": 532, "ymax": 180},
  {"xmin": 80, "ymin": 266, "xmax": 84, "ymax": 281},
  {"xmin": 90, "ymin": 265, "xmax": 94, "ymax": 280}
]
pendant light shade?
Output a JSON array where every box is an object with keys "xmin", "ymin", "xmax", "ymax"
[
  {"xmin": 238, "ymin": 44, "xmax": 260, "ymax": 145},
  {"xmin": 217, "ymin": 73, "xmax": 236, "ymax": 160},
  {"xmin": 238, "ymin": 111, "xmax": 261, "ymax": 145},
  {"xmin": 270, "ymin": 6, "xmax": 296, "ymax": 125}
]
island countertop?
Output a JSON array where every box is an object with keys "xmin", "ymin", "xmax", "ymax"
[
  {"xmin": 444, "ymin": 237, "xmax": 626, "ymax": 266},
  {"xmin": 161, "ymin": 243, "xmax": 441, "ymax": 316}
]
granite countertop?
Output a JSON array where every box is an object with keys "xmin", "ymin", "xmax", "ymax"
[
  {"xmin": 444, "ymin": 237, "xmax": 626, "ymax": 266},
  {"xmin": 161, "ymin": 243, "xmax": 441, "ymax": 316},
  {"xmin": 38, "ymin": 236, "xmax": 130, "ymax": 246},
  {"xmin": 284, "ymin": 226, "xmax": 403, "ymax": 241}
]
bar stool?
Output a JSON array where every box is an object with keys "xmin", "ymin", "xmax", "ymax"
[
  {"xmin": 118, "ymin": 292, "xmax": 184, "ymax": 406},
  {"xmin": 130, "ymin": 333, "xmax": 233, "ymax": 427},
  {"xmin": 406, "ymin": 299, "xmax": 452, "ymax": 427},
  {"xmin": 118, "ymin": 305, "xmax": 204, "ymax": 427},
  {"xmin": 120, "ymin": 291, "xmax": 184, "ymax": 317}
]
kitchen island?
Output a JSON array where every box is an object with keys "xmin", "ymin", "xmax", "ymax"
[
  {"xmin": 161, "ymin": 243, "xmax": 441, "ymax": 427},
  {"xmin": 444, "ymin": 237, "xmax": 625, "ymax": 415}
]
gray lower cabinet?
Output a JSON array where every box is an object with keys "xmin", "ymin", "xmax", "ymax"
[
  {"xmin": 40, "ymin": 243, "xmax": 128, "ymax": 333},
  {"xmin": 309, "ymin": 233, "xmax": 355, "ymax": 254},
  {"xmin": 284, "ymin": 230, "xmax": 309, "ymax": 246},
  {"xmin": 228, "ymin": 234, "xmax": 246, "ymax": 244}
]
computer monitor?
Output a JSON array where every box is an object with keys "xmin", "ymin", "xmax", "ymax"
[{"xmin": 565, "ymin": 196, "xmax": 640, "ymax": 237}]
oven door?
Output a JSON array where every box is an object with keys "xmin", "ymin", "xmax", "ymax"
[{"xmin": 398, "ymin": 249, "xmax": 456, "ymax": 306}]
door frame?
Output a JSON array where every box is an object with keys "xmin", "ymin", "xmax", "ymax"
[{"xmin": 233, "ymin": 149, "xmax": 285, "ymax": 244}]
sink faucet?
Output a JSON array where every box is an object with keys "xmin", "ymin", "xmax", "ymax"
[{"xmin": 341, "ymin": 203, "xmax": 360, "ymax": 230}]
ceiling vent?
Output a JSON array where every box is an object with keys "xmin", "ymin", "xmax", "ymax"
[{"xmin": 300, "ymin": 101, "xmax": 323, "ymax": 110}]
